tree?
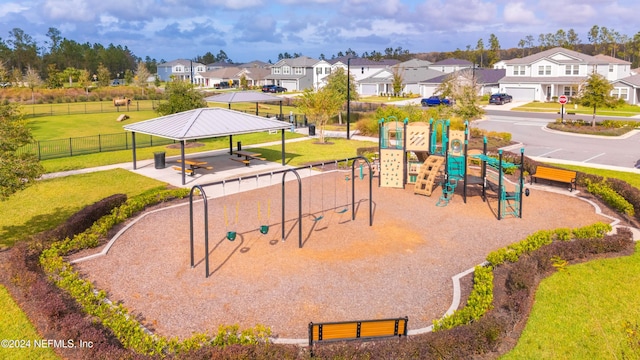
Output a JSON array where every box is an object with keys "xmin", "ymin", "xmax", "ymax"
[
  {"xmin": 96, "ymin": 63, "xmax": 111, "ymax": 87},
  {"xmin": 323, "ymin": 67, "xmax": 357, "ymax": 125},
  {"xmin": 239, "ymin": 74, "xmax": 248, "ymax": 90},
  {"xmin": 24, "ymin": 66, "xmax": 42, "ymax": 103},
  {"xmin": 576, "ymin": 72, "xmax": 623, "ymax": 127},
  {"xmin": 391, "ymin": 66, "xmax": 405, "ymax": 95},
  {"xmin": 435, "ymin": 69, "xmax": 484, "ymax": 120},
  {"xmin": 46, "ymin": 64, "xmax": 62, "ymax": 88},
  {"xmin": 134, "ymin": 61, "xmax": 151, "ymax": 94},
  {"xmin": 487, "ymin": 34, "xmax": 500, "ymax": 66},
  {"xmin": 475, "ymin": 39, "xmax": 484, "ymax": 67},
  {"xmin": 0, "ymin": 102, "xmax": 44, "ymax": 201},
  {"xmin": 156, "ymin": 77, "xmax": 207, "ymax": 116},
  {"xmin": 297, "ymin": 87, "xmax": 343, "ymax": 143},
  {"xmin": 78, "ymin": 69, "xmax": 92, "ymax": 95}
]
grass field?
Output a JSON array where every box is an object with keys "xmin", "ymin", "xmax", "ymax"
[
  {"xmin": 0, "ymin": 169, "xmax": 167, "ymax": 247},
  {"xmin": 252, "ymin": 137, "xmax": 377, "ymax": 166},
  {"xmin": 0, "ymin": 286, "xmax": 59, "ymax": 360},
  {"xmin": 513, "ymin": 101, "xmax": 640, "ymax": 117},
  {"xmin": 502, "ymin": 242, "xmax": 640, "ymax": 359}
]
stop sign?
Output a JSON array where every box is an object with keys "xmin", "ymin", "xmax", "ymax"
[{"xmin": 558, "ymin": 95, "xmax": 568, "ymax": 104}]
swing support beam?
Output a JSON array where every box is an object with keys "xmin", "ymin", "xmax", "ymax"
[{"xmin": 188, "ymin": 156, "xmax": 374, "ymax": 278}]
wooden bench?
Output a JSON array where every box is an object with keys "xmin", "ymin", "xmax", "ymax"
[
  {"xmin": 308, "ymin": 317, "xmax": 408, "ymax": 352},
  {"xmin": 229, "ymin": 157, "xmax": 251, "ymax": 166},
  {"xmin": 172, "ymin": 166, "xmax": 194, "ymax": 176},
  {"xmin": 530, "ymin": 166, "xmax": 577, "ymax": 191}
]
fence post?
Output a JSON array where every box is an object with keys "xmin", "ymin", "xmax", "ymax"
[
  {"xmin": 69, "ymin": 138, "xmax": 73, "ymax": 157},
  {"xmin": 99, "ymin": 134, "xmax": 102, "ymax": 152},
  {"xmin": 37, "ymin": 141, "xmax": 41, "ymax": 160}
]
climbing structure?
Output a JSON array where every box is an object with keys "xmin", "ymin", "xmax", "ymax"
[{"xmin": 413, "ymin": 156, "xmax": 445, "ymax": 196}]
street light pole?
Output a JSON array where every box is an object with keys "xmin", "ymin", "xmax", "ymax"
[{"xmin": 347, "ymin": 57, "xmax": 351, "ymax": 140}]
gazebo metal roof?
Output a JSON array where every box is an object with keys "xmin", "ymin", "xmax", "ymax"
[
  {"xmin": 123, "ymin": 107, "xmax": 289, "ymax": 141},
  {"xmin": 123, "ymin": 107, "xmax": 290, "ymax": 185}
]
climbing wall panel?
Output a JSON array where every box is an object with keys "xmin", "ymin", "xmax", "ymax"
[
  {"xmin": 406, "ymin": 123, "xmax": 430, "ymax": 152},
  {"xmin": 380, "ymin": 149, "xmax": 404, "ymax": 188}
]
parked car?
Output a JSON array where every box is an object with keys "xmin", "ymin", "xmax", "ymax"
[
  {"xmin": 421, "ymin": 96, "xmax": 452, "ymax": 107},
  {"xmin": 268, "ymin": 86, "xmax": 287, "ymax": 93},
  {"xmin": 0, "ymin": 82, "xmax": 11, "ymax": 88},
  {"xmin": 489, "ymin": 93, "xmax": 513, "ymax": 105},
  {"xmin": 261, "ymin": 84, "xmax": 276, "ymax": 92}
]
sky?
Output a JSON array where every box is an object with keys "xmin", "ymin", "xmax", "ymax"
[{"xmin": 1, "ymin": 0, "xmax": 639, "ymax": 64}]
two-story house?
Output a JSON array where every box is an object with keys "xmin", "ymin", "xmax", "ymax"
[
  {"xmin": 429, "ymin": 58, "xmax": 475, "ymax": 73},
  {"xmin": 265, "ymin": 56, "xmax": 320, "ymax": 91},
  {"xmin": 495, "ymin": 47, "xmax": 632, "ymax": 102},
  {"xmin": 327, "ymin": 57, "xmax": 399, "ymax": 95},
  {"xmin": 157, "ymin": 59, "xmax": 206, "ymax": 83}
]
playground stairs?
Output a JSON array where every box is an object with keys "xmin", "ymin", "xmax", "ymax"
[
  {"xmin": 436, "ymin": 179, "xmax": 458, "ymax": 207},
  {"xmin": 414, "ymin": 156, "xmax": 445, "ymax": 196}
]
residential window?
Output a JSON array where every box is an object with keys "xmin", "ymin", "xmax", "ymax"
[
  {"xmin": 565, "ymin": 65, "xmax": 579, "ymax": 75},
  {"xmin": 294, "ymin": 67, "xmax": 303, "ymax": 75},
  {"xmin": 316, "ymin": 67, "xmax": 322, "ymax": 74},
  {"xmin": 611, "ymin": 87, "xmax": 629, "ymax": 100},
  {"xmin": 175, "ymin": 66, "xmax": 183, "ymax": 72},
  {"xmin": 325, "ymin": 67, "xmax": 330, "ymax": 74},
  {"xmin": 609, "ymin": 65, "xmax": 614, "ymax": 72},
  {"xmin": 538, "ymin": 66, "xmax": 544, "ymax": 75},
  {"xmin": 563, "ymin": 86, "xmax": 577, "ymax": 96},
  {"xmin": 273, "ymin": 68, "xmax": 281, "ymax": 74},
  {"xmin": 513, "ymin": 65, "xmax": 525, "ymax": 75},
  {"xmin": 283, "ymin": 66, "xmax": 290, "ymax": 75}
]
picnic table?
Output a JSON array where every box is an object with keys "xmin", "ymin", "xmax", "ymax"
[
  {"xmin": 231, "ymin": 151, "xmax": 266, "ymax": 166},
  {"xmin": 173, "ymin": 159, "xmax": 213, "ymax": 175}
]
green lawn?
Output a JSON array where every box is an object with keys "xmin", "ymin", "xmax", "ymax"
[
  {"xmin": 0, "ymin": 286, "xmax": 59, "ymax": 360},
  {"xmin": 513, "ymin": 102, "xmax": 640, "ymax": 117},
  {"xmin": 27, "ymin": 111, "xmax": 159, "ymax": 140},
  {"xmin": 502, "ymin": 242, "xmax": 640, "ymax": 359},
  {"xmin": 253, "ymin": 137, "xmax": 377, "ymax": 166},
  {"xmin": 553, "ymin": 164, "xmax": 640, "ymax": 188},
  {"xmin": 0, "ymin": 169, "xmax": 167, "ymax": 247}
]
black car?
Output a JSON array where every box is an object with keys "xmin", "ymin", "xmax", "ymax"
[
  {"xmin": 268, "ymin": 86, "xmax": 287, "ymax": 93},
  {"xmin": 489, "ymin": 93, "xmax": 513, "ymax": 105},
  {"xmin": 261, "ymin": 84, "xmax": 276, "ymax": 92}
]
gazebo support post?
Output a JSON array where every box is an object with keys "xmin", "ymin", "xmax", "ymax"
[
  {"xmin": 279, "ymin": 101, "xmax": 282, "ymax": 120},
  {"xmin": 255, "ymin": 102, "xmax": 258, "ymax": 116},
  {"xmin": 281, "ymin": 129, "xmax": 285, "ymax": 165},
  {"xmin": 181, "ymin": 141, "xmax": 186, "ymax": 185},
  {"xmin": 229, "ymin": 135, "xmax": 233, "ymax": 155},
  {"xmin": 131, "ymin": 132, "xmax": 137, "ymax": 170}
]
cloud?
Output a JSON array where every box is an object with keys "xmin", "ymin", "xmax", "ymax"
[
  {"xmin": 43, "ymin": 0, "xmax": 94, "ymax": 21},
  {"xmin": 503, "ymin": 2, "xmax": 539, "ymax": 25},
  {"xmin": 0, "ymin": 2, "xmax": 28, "ymax": 18}
]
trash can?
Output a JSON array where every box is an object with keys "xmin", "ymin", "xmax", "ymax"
[
  {"xmin": 153, "ymin": 151, "xmax": 166, "ymax": 169},
  {"xmin": 309, "ymin": 124, "xmax": 316, "ymax": 136}
]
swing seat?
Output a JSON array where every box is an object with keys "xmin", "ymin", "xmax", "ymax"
[
  {"xmin": 311, "ymin": 215, "xmax": 324, "ymax": 222},
  {"xmin": 226, "ymin": 231, "xmax": 237, "ymax": 241},
  {"xmin": 259, "ymin": 225, "xmax": 269, "ymax": 235},
  {"xmin": 335, "ymin": 208, "xmax": 348, "ymax": 214}
]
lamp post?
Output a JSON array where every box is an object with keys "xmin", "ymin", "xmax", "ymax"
[{"xmin": 347, "ymin": 57, "xmax": 352, "ymax": 140}]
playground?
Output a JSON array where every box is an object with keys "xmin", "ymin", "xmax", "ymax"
[{"xmin": 70, "ymin": 161, "xmax": 609, "ymax": 341}]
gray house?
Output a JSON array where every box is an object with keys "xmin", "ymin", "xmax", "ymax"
[{"xmin": 265, "ymin": 56, "xmax": 319, "ymax": 91}]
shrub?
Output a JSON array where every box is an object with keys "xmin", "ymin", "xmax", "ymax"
[{"xmin": 585, "ymin": 180, "xmax": 635, "ymax": 217}]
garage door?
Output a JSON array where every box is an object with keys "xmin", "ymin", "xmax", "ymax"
[
  {"xmin": 281, "ymin": 80, "xmax": 297, "ymax": 91},
  {"xmin": 361, "ymin": 84, "xmax": 377, "ymax": 95},
  {"xmin": 503, "ymin": 87, "xmax": 536, "ymax": 101}
]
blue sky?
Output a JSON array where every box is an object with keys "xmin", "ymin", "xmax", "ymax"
[{"xmin": 1, "ymin": 0, "xmax": 638, "ymax": 63}]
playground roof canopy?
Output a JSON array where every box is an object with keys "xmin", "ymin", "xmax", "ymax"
[
  {"xmin": 204, "ymin": 91, "xmax": 283, "ymax": 104},
  {"xmin": 123, "ymin": 107, "xmax": 289, "ymax": 141}
]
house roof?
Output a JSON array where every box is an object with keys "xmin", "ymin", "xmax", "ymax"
[
  {"xmin": 239, "ymin": 60, "xmax": 269, "ymax": 68},
  {"xmin": 503, "ymin": 47, "xmax": 606, "ymax": 65},
  {"xmin": 360, "ymin": 68, "xmax": 443, "ymax": 84},
  {"xmin": 199, "ymin": 67, "xmax": 243, "ymax": 79},
  {"xmin": 123, "ymin": 108, "xmax": 290, "ymax": 141},
  {"xmin": 420, "ymin": 68, "xmax": 505, "ymax": 84},
  {"xmin": 593, "ymin": 54, "xmax": 631, "ymax": 65},
  {"xmin": 159, "ymin": 59, "xmax": 205, "ymax": 67},
  {"xmin": 612, "ymin": 74, "xmax": 640, "ymax": 87},
  {"xmin": 328, "ymin": 57, "xmax": 399, "ymax": 67},
  {"xmin": 499, "ymin": 76, "xmax": 585, "ymax": 85},
  {"xmin": 274, "ymin": 56, "xmax": 319, "ymax": 68},
  {"xmin": 431, "ymin": 58, "xmax": 473, "ymax": 66},
  {"xmin": 395, "ymin": 58, "xmax": 432, "ymax": 68}
]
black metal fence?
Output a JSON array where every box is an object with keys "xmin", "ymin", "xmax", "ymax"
[
  {"xmin": 19, "ymin": 132, "xmax": 175, "ymax": 160},
  {"xmin": 24, "ymin": 101, "xmax": 158, "ymax": 118}
]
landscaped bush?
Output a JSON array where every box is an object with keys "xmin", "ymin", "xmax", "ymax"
[{"xmin": 585, "ymin": 179, "xmax": 635, "ymax": 217}]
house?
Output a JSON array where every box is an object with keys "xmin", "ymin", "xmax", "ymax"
[
  {"xmin": 418, "ymin": 68, "xmax": 506, "ymax": 98},
  {"xmin": 496, "ymin": 47, "xmax": 632, "ymax": 102},
  {"xmin": 430, "ymin": 58, "xmax": 474, "ymax": 73},
  {"xmin": 264, "ymin": 56, "xmax": 320, "ymax": 91},
  {"xmin": 356, "ymin": 59, "xmax": 442, "ymax": 96},
  {"xmin": 327, "ymin": 57, "xmax": 400, "ymax": 95},
  {"xmin": 195, "ymin": 67, "xmax": 242, "ymax": 88},
  {"xmin": 157, "ymin": 59, "xmax": 206, "ymax": 83},
  {"xmin": 610, "ymin": 74, "xmax": 640, "ymax": 105}
]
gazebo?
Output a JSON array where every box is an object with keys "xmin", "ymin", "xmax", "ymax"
[
  {"xmin": 204, "ymin": 91, "xmax": 284, "ymax": 119},
  {"xmin": 123, "ymin": 107, "xmax": 291, "ymax": 185}
]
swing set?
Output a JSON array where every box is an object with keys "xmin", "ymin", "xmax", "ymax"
[{"xmin": 188, "ymin": 156, "xmax": 375, "ymax": 278}]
